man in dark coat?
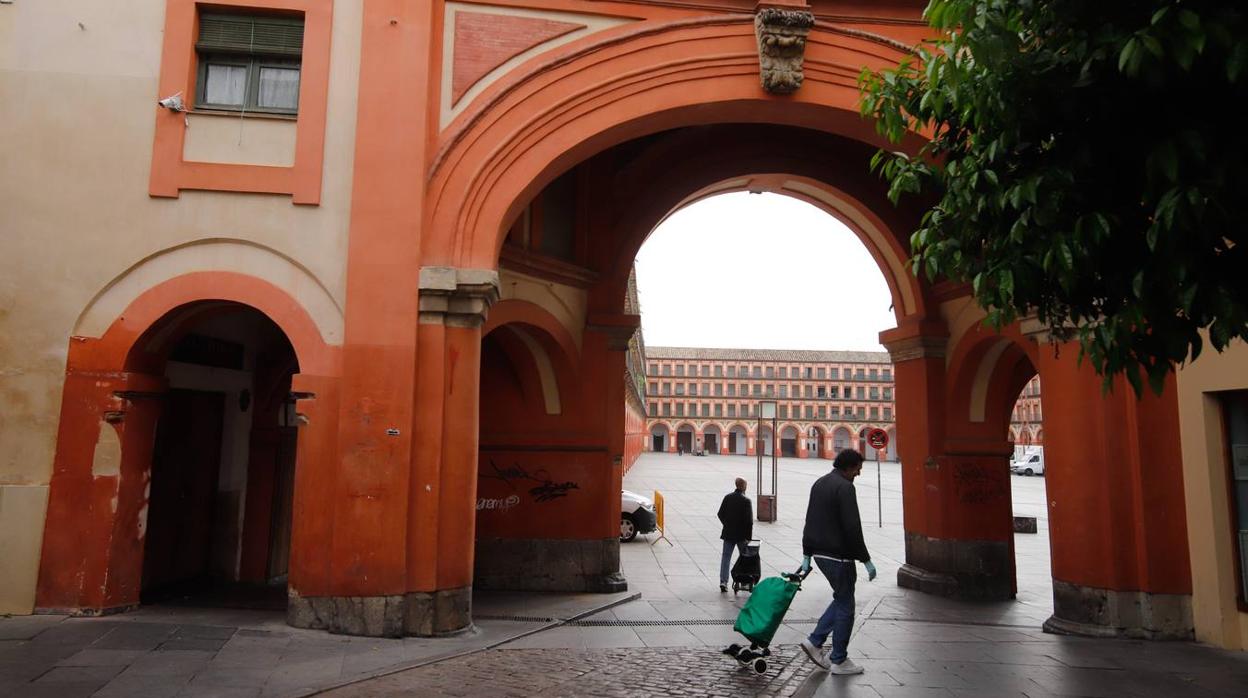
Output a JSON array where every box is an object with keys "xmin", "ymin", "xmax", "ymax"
[
  {"xmin": 717, "ymin": 477, "xmax": 753, "ymax": 592},
  {"xmin": 798, "ymin": 449, "xmax": 876, "ymax": 675}
]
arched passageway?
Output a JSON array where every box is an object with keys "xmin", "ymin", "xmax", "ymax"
[
  {"xmin": 36, "ymin": 275, "xmax": 339, "ymax": 621},
  {"xmin": 833, "ymin": 427, "xmax": 853, "ymax": 453},
  {"xmin": 756, "ymin": 425, "xmax": 775, "ymax": 458},
  {"xmin": 703, "ymin": 424, "xmax": 722, "ymax": 455},
  {"xmin": 807, "ymin": 426, "xmax": 826, "ymax": 459},
  {"xmin": 423, "ymin": 14, "xmax": 1194, "ymax": 642},
  {"xmin": 780, "ymin": 426, "xmax": 799, "ymax": 458},
  {"xmin": 650, "ymin": 424, "xmax": 670, "ymax": 453},
  {"xmin": 728, "ymin": 425, "xmax": 749, "ymax": 455},
  {"xmin": 140, "ymin": 307, "xmax": 300, "ymax": 605}
]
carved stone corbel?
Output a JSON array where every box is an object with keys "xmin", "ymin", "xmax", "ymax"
[
  {"xmin": 754, "ymin": 7, "xmax": 815, "ymax": 94},
  {"xmin": 418, "ymin": 266, "xmax": 500, "ymax": 329},
  {"xmin": 883, "ymin": 334, "xmax": 948, "ymax": 363}
]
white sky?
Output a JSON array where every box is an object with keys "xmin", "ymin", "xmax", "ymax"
[{"xmin": 634, "ymin": 192, "xmax": 896, "ymax": 352}]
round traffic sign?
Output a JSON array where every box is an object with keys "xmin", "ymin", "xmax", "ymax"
[{"xmin": 867, "ymin": 427, "xmax": 889, "ymax": 450}]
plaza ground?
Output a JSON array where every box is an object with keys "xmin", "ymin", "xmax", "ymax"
[{"xmin": 2, "ymin": 452, "xmax": 1245, "ymax": 697}]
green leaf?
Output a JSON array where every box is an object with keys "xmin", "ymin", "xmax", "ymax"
[{"xmin": 1118, "ymin": 37, "xmax": 1139, "ymax": 73}]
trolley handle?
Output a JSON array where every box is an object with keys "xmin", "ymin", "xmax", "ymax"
[{"xmin": 782, "ymin": 566, "xmax": 813, "ymax": 583}]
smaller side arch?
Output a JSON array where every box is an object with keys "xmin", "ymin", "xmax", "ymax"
[{"xmin": 74, "ymin": 271, "xmax": 340, "ymax": 376}]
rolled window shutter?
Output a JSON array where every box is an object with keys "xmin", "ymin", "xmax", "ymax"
[{"xmin": 197, "ymin": 14, "xmax": 304, "ymax": 56}]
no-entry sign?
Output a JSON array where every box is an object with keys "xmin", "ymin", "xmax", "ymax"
[{"xmin": 867, "ymin": 427, "xmax": 889, "ymax": 450}]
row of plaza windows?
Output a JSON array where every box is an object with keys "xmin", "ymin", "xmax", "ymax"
[
  {"xmin": 646, "ymin": 402, "xmax": 892, "ymax": 421},
  {"xmin": 1013, "ymin": 402, "xmax": 1043, "ymax": 422},
  {"xmin": 646, "ymin": 382, "xmax": 892, "ymax": 401},
  {"xmin": 647, "ymin": 362, "xmax": 891, "ymax": 382}
]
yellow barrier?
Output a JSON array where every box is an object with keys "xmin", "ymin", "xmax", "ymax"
[{"xmin": 650, "ymin": 490, "xmax": 672, "ymax": 546}]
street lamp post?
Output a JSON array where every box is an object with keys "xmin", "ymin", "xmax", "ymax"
[{"xmin": 756, "ymin": 400, "xmax": 778, "ymax": 522}]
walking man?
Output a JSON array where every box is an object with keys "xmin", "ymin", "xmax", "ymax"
[
  {"xmin": 717, "ymin": 477, "xmax": 753, "ymax": 592},
  {"xmin": 799, "ymin": 449, "xmax": 876, "ymax": 674}
]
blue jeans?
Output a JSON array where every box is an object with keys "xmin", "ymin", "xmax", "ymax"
[
  {"xmin": 807, "ymin": 557, "xmax": 856, "ymax": 664},
  {"xmin": 719, "ymin": 540, "xmax": 748, "ymax": 585}
]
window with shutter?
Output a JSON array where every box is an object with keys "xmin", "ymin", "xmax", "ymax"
[{"xmin": 196, "ymin": 13, "xmax": 304, "ymax": 114}]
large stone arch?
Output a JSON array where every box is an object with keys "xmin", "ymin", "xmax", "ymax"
[{"xmin": 425, "ymin": 17, "xmax": 922, "ymax": 288}]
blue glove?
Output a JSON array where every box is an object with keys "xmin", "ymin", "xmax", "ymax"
[
  {"xmin": 800, "ymin": 555, "xmax": 812, "ymax": 573},
  {"xmin": 864, "ymin": 560, "xmax": 877, "ymax": 581}
]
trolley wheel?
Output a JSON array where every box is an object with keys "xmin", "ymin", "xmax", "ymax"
[{"xmin": 752, "ymin": 658, "xmax": 768, "ymax": 674}]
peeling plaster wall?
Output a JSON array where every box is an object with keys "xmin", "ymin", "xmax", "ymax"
[{"xmin": 0, "ymin": 0, "xmax": 361, "ymax": 613}]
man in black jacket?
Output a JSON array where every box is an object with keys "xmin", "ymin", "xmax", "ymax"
[
  {"xmin": 798, "ymin": 449, "xmax": 876, "ymax": 675},
  {"xmin": 717, "ymin": 477, "xmax": 753, "ymax": 592}
]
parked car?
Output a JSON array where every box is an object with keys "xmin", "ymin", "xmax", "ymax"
[
  {"xmin": 621, "ymin": 489, "xmax": 658, "ymax": 542},
  {"xmin": 1010, "ymin": 449, "xmax": 1045, "ymax": 476}
]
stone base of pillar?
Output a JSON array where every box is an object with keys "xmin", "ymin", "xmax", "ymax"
[
  {"xmin": 1043, "ymin": 580, "xmax": 1193, "ymax": 640},
  {"xmin": 896, "ymin": 532, "xmax": 1013, "ymax": 601},
  {"xmin": 474, "ymin": 538, "xmax": 627, "ymax": 593},
  {"xmin": 404, "ymin": 586, "xmax": 473, "ymax": 637},
  {"xmin": 287, "ymin": 586, "xmax": 473, "ymax": 638}
]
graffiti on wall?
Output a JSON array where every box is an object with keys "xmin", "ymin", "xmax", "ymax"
[
  {"xmin": 952, "ymin": 460, "xmax": 1006, "ymax": 504},
  {"xmin": 476, "ymin": 494, "xmax": 521, "ymax": 511},
  {"xmin": 480, "ymin": 459, "xmax": 580, "ymax": 505}
]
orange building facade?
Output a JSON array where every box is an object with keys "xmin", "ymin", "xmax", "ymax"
[
  {"xmin": 4, "ymin": 0, "xmax": 1248, "ymax": 649},
  {"xmin": 643, "ymin": 347, "xmax": 897, "ymax": 460}
]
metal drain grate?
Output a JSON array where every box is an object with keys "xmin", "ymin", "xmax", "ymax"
[{"xmin": 475, "ymin": 615, "xmax": 558, "ymax": 623}]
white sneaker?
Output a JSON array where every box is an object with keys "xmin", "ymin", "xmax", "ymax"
[
  {"xmin": 828, "ymin": 658, "xmax": 864, "ymax": 675},
  {"xmin": 799, "ymin": 639, "xmax": 831, "ymax": 670}
]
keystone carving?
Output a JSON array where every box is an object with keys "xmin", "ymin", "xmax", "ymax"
[{"xmin": 754, "ymin": 8, "xmax": 815, "ymax": 94}]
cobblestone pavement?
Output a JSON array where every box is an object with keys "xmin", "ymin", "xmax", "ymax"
[{"xmin": 324, "ymin": 644, "xmax": 815, "ymax": 697}]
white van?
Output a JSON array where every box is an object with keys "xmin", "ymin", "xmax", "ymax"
[{"xmin": 1010, "ymin": 448, "xmax": 1045, "ymax": 476}]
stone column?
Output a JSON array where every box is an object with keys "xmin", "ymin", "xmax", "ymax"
[
  {"xmin": 883, "ymin": 323, "xmax": 1018, "ymax": 601},
  {"xmin": 406, "ymin": 267, "xmax": 499, "ymax": 636},
  {"xmin": 1034, "ymin": 335, "xmax": 1193, "ymax": 639}
]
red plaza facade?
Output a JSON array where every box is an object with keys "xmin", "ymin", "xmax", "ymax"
[{"xmin": 643, "ymin": 347, "xmax": 896, "ymax": 460}]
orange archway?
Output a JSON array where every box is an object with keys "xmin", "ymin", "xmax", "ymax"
[
  {"xmin": 426, "ymin": 18, "xmax": 920, "ymax": 273},
  {"xmin": 36, "ymin": 272, "xmax": 340, "ymax": 615}
]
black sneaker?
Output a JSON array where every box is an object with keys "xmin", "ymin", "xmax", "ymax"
[{"xmin": 719, "ymin": 584, "xmax": 728, "ymax": 593}]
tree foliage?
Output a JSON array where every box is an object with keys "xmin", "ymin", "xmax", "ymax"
[{"xmin": 859, "ymin": 0, "xmax": 1248, "ymax": 394}]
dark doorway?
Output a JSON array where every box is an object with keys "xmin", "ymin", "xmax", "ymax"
[
  {"xmin": 677, "ymin": 431, "xmax": 693, "ymax": 453},
  {"xmin": 653, "ymin": 434, "xmax": 665, "ymax": 451},
  {"xmin": 142, "ymin": 389, "xmax": 226, "ymax": 596},
  {"xmin": 705, "ymin": 433, "xmax": 718, "ymax": 454},
  {"xmin": 781, "ymin": 438, "xmax": 797, "ymax": 457},
  {"xmin": 728, "ymin": 432, "xmax": 737, "ymax": 453},
  {"xmin": 138, "ymin": 305, "xmax": 300, "ymax": 611}
]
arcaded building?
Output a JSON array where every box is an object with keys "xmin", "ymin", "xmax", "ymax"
[
  {"xmin": 643, "ymin": 347, "xmax": 896, "ymax": 460},
  {"xmin": 4, "ymin": 0, "xmax": 1248, "ymax": 651},
  {"xmin": 1010, "ymin": 375, "xmax": 1043, "ymax": 447}
]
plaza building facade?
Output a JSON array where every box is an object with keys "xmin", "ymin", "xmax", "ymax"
[
  {"xmin": 643, "ymin": 347, "xmax": 897, "ymax": 460},
  {"xmin": 1009, "ymin": 375, "xmax": 1044, "ymax": 447},
  {"xmin": 4, "ymin": 0, "xmax": 1248, "ymax": 651}
]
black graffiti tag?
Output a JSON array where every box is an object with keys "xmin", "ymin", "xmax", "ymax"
[
  {"xmin": 481, "ymin": 459, "xmax": 580, "ymax": 503},
  {"xmin": 530, "ymin": 480, "xmax": 579, "ymax": 502}
]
